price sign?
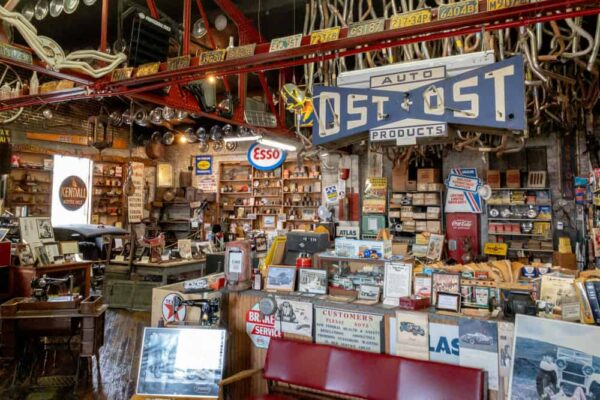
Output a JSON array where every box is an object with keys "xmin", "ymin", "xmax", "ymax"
[
  {"xmin": 348, "ymin": 19, "xmax": 385, "ymax": 37},
  {"xmin": 310, "ymin": 27, "xmax": 341, "ymax": 44},
  {"xmin": 269, "ymin": 34, "xmax": 302, "ymax": 52},
  {"xmin": 438, "ymin": 0, "xmax": 478, "ymax": 19},
  {"xmin": 247, "ymin": 143, "xmax": 287, "ymax": 171},
  {"xmin": 389, "ymin": 9, "xmax": 432, "ymax": 29}
]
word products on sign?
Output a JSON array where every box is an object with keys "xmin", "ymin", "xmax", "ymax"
[
  {"xmin": 313, "ymin": 56, "xmax": 525, "ymax": 145},
  {"xmin": 247, "ymin": 143, "xmax": 287, "ymax": 171},
  {"xmin": 370, "ymin": 123, "xmax": 447, "ymax": 145}
]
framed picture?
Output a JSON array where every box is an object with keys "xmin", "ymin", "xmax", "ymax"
[
  {"xmin": 354, "ymin": 285, "xmax": 380, "ymax": 305},
  {"xmin": 254, "ymin": 236, "xmax": 268, "ymax": 252},
  {"xmin": 178, "ymin": 239, "xmax": 193, "ymax": 260},
  {"xmin": 32, "ymin": 244, "xmax": 50, "ymax": 265},
  {"xmin": 435, "ymin": 292, "xmax": 461, "ymax": 312},
  {"xmin": 0, "ymin": 227, "xmax": 9, "ymax": 241},
  {"xmin": 60, "ymin": 241, "xmax": 80, "ymax": 255},
  {"xmin": 414, "ymin": 274, "xmax": 432, "ymax": 297},
  {"xmin": 298, "ymin": 268, "xmax": 327, "ymax": 294},
  {"xmin": 262, "ymin": 215, "xmax": 276, "ymax": 229},
  {"xmin": 426, "ymin": 234, "xmax": 445, "ymax": 261},
  {"xmin": 36, "ymin": 218, "xmax": 54, "ymax": 242},
  {"xmin": 44, "ymin": 243, "xmax": 61, "ymax": 262},
  {"xmin": 431, "ymin": 272, "xmax": 461, "ymax": 303},
  {"xmin": 266, "ymin": 266, "xmax": 297, "ymax": 292},
  {"xmin": 156, "ymin": 162, "xmax": 174, "ymax": 188},
  {"xmin": 17, "ymin": 244, "xmax": 34, "ymax": 265},
  {"xmin": 136, "ymin": 328, "xmax": 227, "ymax": 398}
]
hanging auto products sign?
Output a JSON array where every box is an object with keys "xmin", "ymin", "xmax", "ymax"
[
  {"xmin": 313, "ymin": 56, "xmax": 525, "ymax": 145},
  {"xmin": 59, "ymin": 176, "xmax": 88, "ymax": 211}
]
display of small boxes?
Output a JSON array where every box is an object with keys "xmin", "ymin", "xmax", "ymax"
[
  {"xmin": 413, "ymin": 212, "xmax": 427, "ymax": 220},
  {"xmin": 425, "ymin": 193, "xmax": 440, "ymax": 205},
  {"xmin": 416, "ymin": 221, "xmax": 428, "ymax": 232},
  {"xmin": 412, "ymin": 193, "xmax": 426, "ymax": 205},
  {"xmin": 427, "ymin": 221, "xmax": 441, "ymax": 233},
  {"xmin": 426, "ymin": 207, "xmax": 441, "ymax": 219}
]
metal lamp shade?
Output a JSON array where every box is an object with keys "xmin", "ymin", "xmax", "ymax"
[
  {"xmin": 49, "ymin": 0, "xmax": 64, "ymax": 17},
  {"xmin": 22, "ymin": 2, "xmax": 35, "ymax": 21},
  {"xmin": 34, "ymin": 0, "xmax": 49, "ymax": 20},
  {"xmin": 63, "ymin": 0, "xmax": 78, "ymax": 14},
  {"xmin": 192, "ymin": 19, "xmax": 206, "ymax": 39}
]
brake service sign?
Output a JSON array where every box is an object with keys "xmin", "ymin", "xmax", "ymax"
[
  {"xmin": 246, "ymin": 303, "xmax": 282, "ymax": 349},
  {"xmin": 247, "ymin": 143, "xmax": 287, "ymax": 171},
  {"xmin": 312, "ymin": 56, "xmax": 525, "ymax": 145}
]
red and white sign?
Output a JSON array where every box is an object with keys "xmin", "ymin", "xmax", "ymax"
[
  {"xmin": 246, "ymin": 303, "xmax": 282, "ymax": 348},
  {"xmin": 247, "ymin": 143, "xmax": 287, "ymax": 171},
  {"xmin": 162, "ymin": 293, "xmax": 186, "ymax": 323},
  {"xmin": 446, "ymin": 213, "xmax": 479, "ymax": 264},
  {"xmin": 445, "ymin": 173, "xmax": 481, "ymax": 193}
]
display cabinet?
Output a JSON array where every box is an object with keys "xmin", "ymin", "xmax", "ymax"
[
  {"xmin": 92, "ymin": 161, "xmax": 125, "ymax": 226},
  {"xmin": 7, "ymin": 151, "xmax": 53, "ymax": 217}
]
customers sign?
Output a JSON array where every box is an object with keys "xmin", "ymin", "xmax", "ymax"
[{"xmin": 59, "ymin": 176, "xmax": 88, "ymax": 211}]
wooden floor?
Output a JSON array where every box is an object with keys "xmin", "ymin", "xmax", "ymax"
[{"xmin": 0, "ymin": 310, "xmax": 151, "ymax": 400}]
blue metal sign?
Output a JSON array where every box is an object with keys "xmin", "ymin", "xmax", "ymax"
[
  {"xmin": 195, "ymin": 155, "xmax": 212, "ymax": 175},
  {"xmin": 312, "ymin": 56, "xmax": 525, "ymax": 145}
]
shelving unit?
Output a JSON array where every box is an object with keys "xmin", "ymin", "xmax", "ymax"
[
  {"xmin": 217, "ymin": 160, "xmax": 322, "ymax": 230},
  {"xmin": 486, "ymin": 187, "xmax": 554, "ymax": 258},
  {"xmin": 7, "ymin": 151, "xmax": 53, "ymax": 217},
  {"xmin": 91, "ymin": 162, "xmax": 125, "ymax": 226},
  {"xmin": 388, "ymin": 190, "xmax": 444, "ymax": 246}
]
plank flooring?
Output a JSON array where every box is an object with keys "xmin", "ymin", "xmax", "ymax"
[{"xmin": 0, "ymin": 310, "xmax": 150, "ymax": 400}]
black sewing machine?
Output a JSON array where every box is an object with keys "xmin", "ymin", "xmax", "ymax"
[
  {"xmin": 30, "ymin": 274, "xmax": 75, "ymax": 302},
  {"xmin": 173, "ymin": 296, "xmax": 220, "ymax": 327}
]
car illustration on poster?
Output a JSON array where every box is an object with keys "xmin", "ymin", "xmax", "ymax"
[
  {"xmin": 460, "ymin": 332, "xmax": 493, "ymax": 345},
  {"xmin": 555, "ymin": 348, "xmax": 600, "ymax": 397},
  {"xmin": 400, "ymin": 322, "xmax": 425, "ymax": 336}
]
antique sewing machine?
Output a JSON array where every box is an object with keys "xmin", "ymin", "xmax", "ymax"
[
  {"xmin": 0, "ymin": 274, "xmax": 108, "ymax": 389},
  {"xmin": 173, "ymin": 297, "xmax": 220, "ymax": 327}
]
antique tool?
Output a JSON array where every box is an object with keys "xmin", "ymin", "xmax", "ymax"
[{"xmin": 30, "ymin": 274, "xmax": 74, "ymax": 302}]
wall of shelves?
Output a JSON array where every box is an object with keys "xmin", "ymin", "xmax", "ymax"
[
  {"xmin": 91, "ymin": 162, "xmax": 125, "ymax": 227},
  {"xmin": 7, "ymin": 151, "xmax": 53, "ymax": 217},
  {"xmin": 217, "ymin": 159, "xmax": 322, "ymax": 231}
]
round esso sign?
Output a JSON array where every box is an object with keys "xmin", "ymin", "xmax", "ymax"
[{"xmin": 247, "ymin": 143, "xmax": 286, "ymax": 171}]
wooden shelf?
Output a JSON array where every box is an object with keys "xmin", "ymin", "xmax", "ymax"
[
  {"xmin": 488, "ymin": 218, "xmax": 552, "ymax": 222},
  {"xmin": 488, "ymin": 232, "xmax": 550, "ymax": 237},
  {"xmin": 10, "ymin": 167, "xmax": 52, "ymax": 173},
  {"xmin": 220, "ymin": 192, "xmax": 252, "ymax": 195},
  {"xmin": 508, "ymin": 248, "xmax": 554, "ymax": 253},
  {"xmin": 492, "ymin": 187, "xmax": 550, "ymax": 191}
]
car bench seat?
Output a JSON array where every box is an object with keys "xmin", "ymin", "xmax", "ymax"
[{"xmin": 220, "ymin": 338, "xmax": 487, "ymax": 400}]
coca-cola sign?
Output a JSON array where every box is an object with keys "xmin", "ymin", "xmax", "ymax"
[
  {"xmin": 59, "ymin": 176, "xmax": 88, "ymax": 211},
  {"xmin": 451, "ymin": 219, "xmax": 472, "ymax": 229}
]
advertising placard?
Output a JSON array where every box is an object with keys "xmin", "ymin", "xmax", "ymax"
[
  {"xmin": 246, "ymin": 303, "xmax": 282, "ymax": 349},
  {"xmin": 127, "ymin": 162, "xmax": 145, "ymax": 223},
  {"xmin": 315, "ymin": 307, "xmax": 383, "ymax": 353}
]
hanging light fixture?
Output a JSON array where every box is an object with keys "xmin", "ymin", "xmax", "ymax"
[
  {"xmin": 184, "ymin": 127, "xmax": 198, "ymax": 143},
  {"xmin": 22, "ymin": 3, "xmax": 35, "ymax": 21},
  {"xmin": 192, "ymin": 19, "xmax": 207, "ymax": 39},
  {"xmin": 34, "ymin": 0, "xmax": 49, "ymax": 20},
  {"xmin": 149, "ymin": 107, "xmax": 164, "ymax": 124},
  {"xmin": 134, "ymin": 109, "xmax": 149, "ymax": 126},
  {"xmin": 162, "ymin": 131, "xmax": 175, "ymax": 145},
  {"xmin": 49, "ymin": 0, "xmax": 64, "ymax": 17},
  {"xmin": 63, "ymin": 0, "xmax": 78, "ymax": 14}
]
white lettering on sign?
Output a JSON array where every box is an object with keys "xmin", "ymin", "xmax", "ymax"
[
  {"xmin": 370, "ymin": 123, "xmax": 447, "ymax": 144},
  {"xmin": 485, "ymin": 65, "xmax": 514, "ymax": 122},
  {"xmin": 451, "ymin": 219, "xmax": 473, "ymax": 229},
  {"xmin": 453, "ymin": 76, "xmax": 479, "ymax": 118},
  {"xmin": 370, "ymin": 66, "xmax": 446, "ymax": 91},
  {"xmin": 348, "ymin": 94, "xmax": 368, "ymax": 130},
  {"xmin": 318, "ymin": 92, "xmax": 341, "ymax": 137}
]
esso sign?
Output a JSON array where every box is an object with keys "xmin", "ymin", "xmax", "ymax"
[{"xmin": 247, "ymin": 143, "xmax": 286, "ymax": 171}]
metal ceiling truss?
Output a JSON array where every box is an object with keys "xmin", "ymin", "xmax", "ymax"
[{"xmin": 0, "ymin": 0, "xmax": 598, "ymax": 131}]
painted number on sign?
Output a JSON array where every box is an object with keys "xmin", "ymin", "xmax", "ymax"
[
  {"xmin": 310, "ymin": 27, "xmax": 341, "ymax": 44},
  {"xmin": 487, "ymin": 0, "xmax": 529, "ymax": 11},
  {"xmin": 348, "ymin": 19, "xmax": 385, "ymax": 37}
]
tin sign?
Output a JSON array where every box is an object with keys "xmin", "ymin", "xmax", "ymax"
[
  {"xmin": 370, "ymin": 66, "xmax": 446, "ymax": 91},
  {"xmin": 484, "ymin": 242, "xmax": 508, "ymax": 256},
  {"xmin": 389, "ymin": 9, "xmax": 432, "ymax": 29},
  {"xmin": 310, "ymin": 27, "xmax": 341, "ymax": 44},
  {"xmin": 162, "ymin": 293, "xmax": 187, "ymax": 323},
  {"xmin": 438, "ymin": 0, "xmax": 478, "ymax": 20},
  {"xmin": 446, "ymin": 173, "xmax": 482, "ymax": 193},
  {"xmin": 312, "ymin": 56, "xmax": 526, "ymax": 145},
  {"xmin": 370, "ymin": 122, "xmax": 447, "ymax": 145},
  {"xmin": 247, "ymin": 143, "xmax": 286, "ymax": 171},
  {"xmin": 195, "ymin": 155, "xmax": 212, "ymax": 175},
  {"xmin": 111, "ymin": 67, "xmax": 134, "ymax": 81},
  {"xmin": 348, "ymin": 19, "xmax": 385, "ymax": 37},
  {"xmin": 270, "ymin": 33, "xmax": 303, "ymax": 52},
  {"xmin": 246, "ymin": 303, "xmax": 282, "ymax": 349},
  {"xmin": 227, "ymin": 43, "xmax": 256, "ymax": 60},
  {"xmin": 135, "ymin": 62, "xmax": 160, "ymax": 77},
  {"xmin": 336, "ymin": 226, "xmax": 360, "ymax": 239},
  {"xmin": 0, "ymin": 43, "xmax": 32, "ymax": 64},
  {"xmin": 199, "ymin": 49, "xmax": 227, "ymax": 65}
]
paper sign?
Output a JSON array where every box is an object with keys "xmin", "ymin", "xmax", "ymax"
[
  {"xmin": 445, "ymin": 173, "xmax": 482, "ymax": 193},
  {"xmin": 484, "ymin": 242, "xmax": 508, "ymax": 256},
  {"xmin": 315, "ymin": 307, "xmax": 383, "ymax": 353},
  {"xmin": 325, "ymin": 185, "xmax": 338, "ymax": 203}
]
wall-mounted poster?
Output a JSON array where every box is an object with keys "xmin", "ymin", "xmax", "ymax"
[
  {"xmin": 429, "ymin": 320, "xmax": 460, "ymax": 365},
  {"xmin": 195, "ymin": 155, "xmax": 212, "ymax": 175},
  {"xmin": 363, "ymin": 177, "xmax": 387, "ymax": 214},
  {"xmin": 315, "ymin": 307, "xmax": 383, "ymax": 353},
  {"xmin": 246, "ymin": 303, "xmax": 282, "ymax": 349},
  {"xmin": 509, "ymin": 315, "xmax": 600, "ymax": 400},
  {"xmin": 156, "ymin": 162, "xmax": 174, "ymax": 188},
  {"xmin": 459, "ymin": 318, "xmax": 499, "ymax": 390},
  {"xmin": 395, "ymin": 310, "xmax": 429, "ymax": 361},
  {"xmin": 136, "ymin": 328, "xmax": 226, "ymax": 398}
]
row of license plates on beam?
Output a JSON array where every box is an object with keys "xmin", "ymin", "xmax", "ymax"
[{"xmin": 111, "ymin": 0, "xmax": 529, "ymax": 81}]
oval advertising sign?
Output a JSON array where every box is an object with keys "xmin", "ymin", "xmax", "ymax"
[
  {"xmin": 59, "ymin": 175, "xmax": 88, "ymax": 211},
  {"xmin": 247, "ymin": 143, "xmax": 286, "ymax": 171}
]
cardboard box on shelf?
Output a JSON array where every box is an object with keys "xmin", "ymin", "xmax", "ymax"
[
  {"xmin": 506, "ymin": 169, "xmax": 521, "ymax": 188},
  {"xmin": 552, "ymin": 251, "xmax": 576, "ymax": 270},
  {"xmin": 392, "ymin": 242, "xmax": 409, "ymax": 256},
  {"xmin": 416, "ymin": 221, "xmax": 427, "ymax": 232},
  {"xmin": 417, "ymin": 183, "xmax": 429, "ymax": 192},
  {"xmin": 417, "ymin": 168, "xmax": 441, "ymax": 184},
  {"xmin": 487, "ymin": 170, "xmax": 501, "ymax": 188},
  {"xmin": 427, "ymin": 183, "xmax": 444, "ymax": 192},
  {"xmin": 427, "ymin": 221, "xmax": 441, "ymax": 233},
  {"xmin": 407, "ymin": 180, "xmax": 417, "ymax": 191}
]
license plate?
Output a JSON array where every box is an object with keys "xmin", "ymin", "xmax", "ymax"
[
  {"xmin": 269, "ymin": 33, "xmax": 303, "ymax": 52},
  {"xmin": 166, "ymin": 55, "xmax": 190, "ymax": 71},
  {"xmin": 310, "ymin": 27, "xmax": 340, "ymax": 44},
  {"xmin": 135, "ymin": 62, "xmax": 160, "ymax": 77},
  {"xmin": 348, "ymin": 19, "xmax": 385, "ymax": 37},
  {"xmin": 199, "ymin": 49, "xmax": 227, "ymax": 65},
  {"xmin": 438, "ymin": 0, "xmax": 478, "ymax": 19},
  {"xmin": 227, "ymin": 43, "xmax": 256, "ymax": 60},
  {"xmin": 0, "ymin": 43, "xmax": 32, "ymax": 64},
  {"xmin": 487, "ymin": 0, "xmax": 529, "ymax": 11},
  {"xmin": 389, "ymin": 9, "xmax": 432, "ymax": 29},
  {"xmin": 111, "ymin": 67, "xmax": 133, "ymax": 81}
]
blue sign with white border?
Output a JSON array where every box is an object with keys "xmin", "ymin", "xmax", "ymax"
[{"xmin": 312, "ymin": 56, "xmax": 525, "ymax": 145}]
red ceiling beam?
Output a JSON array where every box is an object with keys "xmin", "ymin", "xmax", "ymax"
[
  {"xmin": 182, "ymin": 0, "xmax": 192, "ymax": 56},
  {"xmin": 104, "ymin": 0, "xmax": 600, "ymax": 91}
]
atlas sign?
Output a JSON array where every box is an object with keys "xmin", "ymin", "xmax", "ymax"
[
  {"xmin": 247, "ymin": 143, "xmax": 286, "ymax": 171},
  {"xmin": 313, "ymin": 56, "xmax": 525, "ymax": 145}
]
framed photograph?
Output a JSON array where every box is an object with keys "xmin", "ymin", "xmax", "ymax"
[
  {"xmin": 354, "ymin": 285, "xmax": 380, "ymax": 305},
  {"xmin": 0, "ymin": 227, "xmax": 9, "ymax": 241},
  {"xmin": 426, "ymin": 234, "xmax": 445, "ymax": 261},
  {"xmin": 60, "ymin": 241, "xmax": 80, "ymax": 255},
  {"xmin": 36, "ymin": 218, "xmax": 54, "ymax": 242},
  {"xmin": 156, "ymin": 162, "xmax": 174, "ymax": 188},
  {"xmin": 298, "ymin": 268, "xmax": 327, "ymax": 295},
  {"xmin": 17, "ymin": 244, "xmax": 34, "ymax": 265},
  {"xmin": 431, "ymin": 272, "xmax": 461, "ymax": 303},
  {"xmin": 136, "ymin": 328, "xmax": 227, "ymax": 398},
  {"xmin": 266, "ymin": 266, "xmax": 297, "ymax": 292},
  {"xmin": 178, "ymin": 239, "xmax": 193, "ymax": 260},
  {"xmin": 262, "ymin": 215, "xmax": 276, "ymax": 229},
  {"xmin": 436, "ymin": 292, "xmax": 461, "ymax": 312},
  {"xmin": 44, "ymin": 243, "xmax": 61, "ymax": 262},
  {"xmin": 32, "ymin": 244, "xmax": 50, "ymax": 265},
  {"xmin": 254, "ymin": 236, "xmax": 268, "ymax": 252},
  {"xmin": 414, "ymin": 274, "xmax": 432, "ymax": 297}
]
